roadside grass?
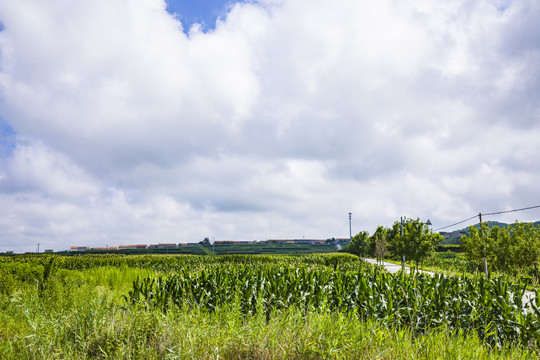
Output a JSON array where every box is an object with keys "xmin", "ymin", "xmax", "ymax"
[
  {"xmin": 378, "ymin": 253, "xmax": 540, "ymax": 291},
  {"xmin": 2, "ymin": 285, "xmax": 538, "ymax": 359},
  {"xmin": 1, "ymin": 255, "xmax": 540, "ymax": 359}
]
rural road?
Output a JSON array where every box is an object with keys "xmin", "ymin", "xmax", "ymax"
[{"xmin": 362, "ymin": 258, "xmax": 537, "ymax": 308}]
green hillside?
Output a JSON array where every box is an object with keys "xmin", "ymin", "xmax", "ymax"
[{"xmin": 439, "ymin": 220, "xmax": 540, "ymax": 244}]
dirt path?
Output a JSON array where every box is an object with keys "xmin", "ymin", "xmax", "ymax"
[{"xmin": 362, "ymin": 258, "xmax": 536, "ymax": 308}]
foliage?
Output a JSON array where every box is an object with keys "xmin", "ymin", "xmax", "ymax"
[
  {"xmin": 3, "ymin": 253, "xmax": 540, "ymax": 356},
  {"xmin": 387, "ymin": 218, "xmax": 443, "ymax": 267},
  {"xmin": 373, "ymin": 226, "xmax": 388, "ymax": 263},
  {"xmin": 344, "ymin": 231, "xmax": 371, "ymax": 257},
  {"xmin": 420, "ymin": 251, "xmax": 476, "ymax": 274},
  {"xmin": 462, "ymin": 222, "xmax": 540, "ymax": 277},
  {"xmin": 436, "ymin": 244, "xmax": 463, "ymax": 253},
  {"xmin": 2, "ymin": 287, "xmax": 537, "ymax": 359},
  {"xmin": 125, "ymin": 262, "xmax": 540, "ymax": 349}
]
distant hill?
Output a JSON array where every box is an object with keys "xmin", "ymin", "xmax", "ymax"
[{"xmin": 439, "ymin": 220, "xmax": 540, "ymax": 244}]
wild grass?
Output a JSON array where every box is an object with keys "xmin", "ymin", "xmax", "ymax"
[
  {"xmin": 1, "ymin": 254, "xmax": 539, "ymax": 359},
  {"xmin": 2, "ymin": 285, "xmax": 538, "ymax": 359}
]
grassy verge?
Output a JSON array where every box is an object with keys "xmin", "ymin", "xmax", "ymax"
[
  {"xmin": 1, "ymin": 288, "xmax": 537, "ymax": 359},
  {"xmin": 1, "ymin": 255, "xmax": 539, "ymax": 359},
  {"xmin": 378, "ymin": 253, "xmax": 540, "ymax": 291}
]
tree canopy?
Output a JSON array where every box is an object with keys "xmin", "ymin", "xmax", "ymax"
[{"xmin": 387, "ymin": 217, "xmax": 443, "ymax": 267}]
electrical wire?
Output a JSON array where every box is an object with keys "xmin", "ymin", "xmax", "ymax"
[
  {"xmin": 483, "ymin": 204, "xmax": 540, "ymax": 216},
  {"xmin": 433, "ymin": 204, "xmax": 540, "ymax": 232},
  {"xmin": 434, "ymin": 214, "xmax": 479, "ymax": 232}
]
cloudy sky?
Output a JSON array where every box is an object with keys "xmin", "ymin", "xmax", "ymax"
[{"xmin": 1, "ymin": 0, "xmax": 539, "ymax": 252}]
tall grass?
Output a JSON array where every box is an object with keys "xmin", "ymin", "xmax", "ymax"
[
  {"xmin": 127, "ymin": 264, "xmax": 540, "ymax": 348},
  {"xmin": 1, "ymin": 285, "xmax": 538, "ymax": 359},
  {"xmin": 1, "ymin": 254, "xmax": 540, "ymax": 358}
]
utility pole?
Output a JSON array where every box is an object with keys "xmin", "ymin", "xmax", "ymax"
[
  {"xmin": 400, "ymin": 217, "xmax": 406, "ymax": 271},
  {"xmin": 480, "ymin": 213, "xmax": 488, "ymax": 278},
  {"xmin": 37, "ymin": 243, "xmax": 40, "ymax": 253},
  {"xmin": 349, "ymin": 213, "xmax": 352, "ymax": 243}
]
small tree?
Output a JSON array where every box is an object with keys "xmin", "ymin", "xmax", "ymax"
[
  {"xmin": 508, "ymin": 222, "xmax": 540, "ymax": 277},
  {"xmin": 462, "ymin": 223, "xmax": 498, "ymax": 275},
  {"xmin": 345, "ymin": 231, "xmax": 371, "ymax": 257},
  {"xmin": 388, "ymin": 218, "xmax": 442, "ymax": 268},
  {"xmin": 199, "ymin": 237, "xmax": 211, "ymax": 246},
  {"xmin": 374, "ymin": 232, "xmax": 387, "ymax": 264},
  {"xmin": 370, "ymin": 226, "xmax": 388, "ymax": 263}
]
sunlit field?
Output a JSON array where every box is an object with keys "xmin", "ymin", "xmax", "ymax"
[{"xmin": 1, "ymin": 253, "xmax": 539, "ymax": 359}]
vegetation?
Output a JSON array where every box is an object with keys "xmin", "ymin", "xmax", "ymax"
[
  {"xmin": 344, "ymin": 220, "xmax": 540, "ymax": 284},
  {"xmin": 0, "ymin": 242, "xmax": 341, "ymax": 257},
  {"xmin": 127, "ymin": 264, "xmax": 540, "ymax": 349},
  {"xmin": 462, "ymin": 222, "xmax": 540, "ymax": 278},
  {"xmin": 345, "ymin": 218, "xmax": 443, "ymax": 268},
  {"xmin": 344, "ymin": 231, "xmax": 371, "ymax": 257},
  {"xmin": 387, "ymin": 218, "xmax": 443, "ymax": 267},
  {"xmin": 1, "ymin": 253, "xmax": 540, "ymax": 358}
]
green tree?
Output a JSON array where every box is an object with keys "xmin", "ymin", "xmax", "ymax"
[
  {"xmin": 461, "ymin": 223, "xmax": 500, "ymax": 275},
  {"xmin": 462, "ymin": 222, "xmax": 540, "ymax": 277},
  {"xmin": 388, "ymin": 218, "xmax": 442, "ymax": 268},
  {"xmin": 508, "ymin": 222, "xmax": 540, "ymax": 277},
  {"xmin": 373, "ymin": 227, "xmax": 387, "ymax": 264},
  {"xmin": 199, "ymin": 237, "xmax": 211, "ymax": 246},
  {"xmin": 345, "ymin": 231, "xmax": 371, "ymax": 257},
  {"xmin": 491, "ymin": 226, "xmax": 511, "ymax": 271}
]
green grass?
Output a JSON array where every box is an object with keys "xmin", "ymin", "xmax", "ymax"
[
  {"xmin": 383, "ymin": 252, "xmax": 540, "ymax": 291},
  {"xmin": 2, "ymin": 289, "xmax": 538, "ymax": 359},
  {"xmin": 1, "ymin": 254, "xmax": 540, "ymax": 359}
]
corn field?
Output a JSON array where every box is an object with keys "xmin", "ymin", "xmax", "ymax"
[
  {"xmin": 3, "ymin": 253, "xmax": 540, "ymax": 350},
  {"xmin": 125, "ymin": 261, "xmax": 540, "ymax": 348}
]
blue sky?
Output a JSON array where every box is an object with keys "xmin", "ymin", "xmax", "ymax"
[
  {"xmin": 0, "ymin": 23, "xmax": 12, "ymax": 158},
  {"xmin": 0, "ymin": 118, "xmax": 16, "ymax": 157},
  {"xmin": 165, "ymin": 0, "xmax": 242, "ymax": 32}
]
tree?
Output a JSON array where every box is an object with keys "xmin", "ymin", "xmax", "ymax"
[
  {"xmin": 345, "ymin": 231, "xmax": 371, "ymax": 257},
  {"xmin": 462, "ymin": 223, "xmax": 500, "ymax": 276},
  {"xmin": 507, "ymin": 222, "xmax": 540, "ymax": 277},
  {"xmin": 388, "ymin": 217, "xmax": 442, "ymax": 268},
  {"xmin": 199, "ymin": 237, "xmax": 211, "ymax": 246},
  {"xmin": 373, "ymin": 228, "xmax": 387, "ymax": 264}
]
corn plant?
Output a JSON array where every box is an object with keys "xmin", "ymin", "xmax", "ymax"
[{"xmin": 125, "ymin": 263, "xmax": 540, "ymax": 348}]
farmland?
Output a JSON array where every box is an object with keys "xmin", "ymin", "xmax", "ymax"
[{"xmin": 1, "ymin": 253, "xmax": 540, "ymax": 359}]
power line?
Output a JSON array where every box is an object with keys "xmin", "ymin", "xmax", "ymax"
[
  {"xmin": 433, "ymin": 204, "xmax": 540, "ymax": 232},
  {"xmin": 434, "ymin": 215, "xmax": 479, "ymax": 231},
  {"xmin": 483, "ymin": 204, "xmax": 540, "ymax": 216}
]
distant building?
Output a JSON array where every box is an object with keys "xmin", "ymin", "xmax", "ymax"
[
  {"xmin": 268, "ymin": 239, "xmax": 295, "ymax": 244},
  {"xmin": 268, "ymin": 239, "xmax": 329, "ymax": 245},
  {"xmin": 118, "ymin": 244, "xmax": 148, "ymax": 250},
  {"xmin": 70, "ymin": 246, "xmax": 89, "ymax": 252},
  {"xmin": 335, "ymin": 238, "xmax": 351, "ymax": 246},
  {"xmin": 213, "ymin": 240, "xmax": 255, "ymax": 245},
  {"xmin": 149, "ymin": 243, "xmax": 177, "ymax": 249}
]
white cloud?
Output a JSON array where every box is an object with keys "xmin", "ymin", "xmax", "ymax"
[
  {"xmin": 0, "ymin": 141, "xmax": 99, "ymax": 198},
  {"xmin": 0, "ymin": 0, "xmax": 539, "ymax": 251}
]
